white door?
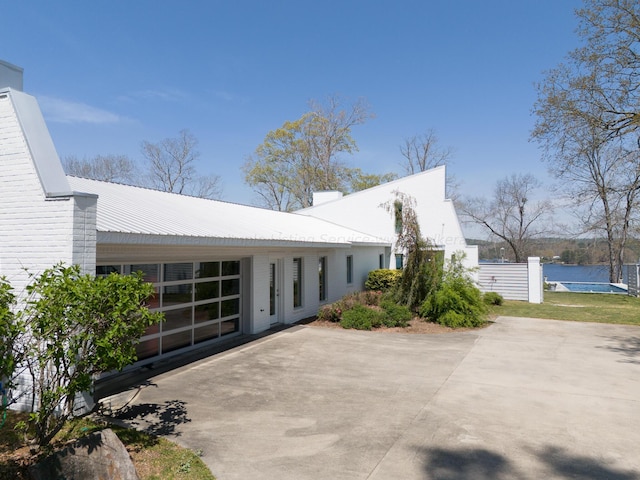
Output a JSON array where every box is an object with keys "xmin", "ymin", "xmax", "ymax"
[{"xmin": 269, "ymin": 260, "xmax": 282, "ymax": 324}]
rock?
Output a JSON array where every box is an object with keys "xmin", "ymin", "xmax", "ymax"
[{"xmin": 29, "ymin": 428, "xmax": 139, "ymax": 480}]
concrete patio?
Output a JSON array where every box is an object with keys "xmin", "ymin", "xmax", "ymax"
[{"xmin": 102, "ymin": 316, "xmax": 640, "ymax": 479}]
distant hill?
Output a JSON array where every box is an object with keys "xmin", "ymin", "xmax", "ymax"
[{"xmin": 465, "ymin": 237, "xmax": 640, "ymax": 264}]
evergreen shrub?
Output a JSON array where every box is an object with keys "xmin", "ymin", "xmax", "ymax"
[
  {"xmin": 365, "ymin": 269, "xmax": 401, "ymax": 292},
  {"xmin": 483, "ymin": 291, "xmax": 504, "ymax": 306}
]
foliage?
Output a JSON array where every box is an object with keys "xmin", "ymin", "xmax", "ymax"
[
  {"xmin": 420, "ymin": 253, "xmax": 487, "ymax": 328},
  {"xmin": 531, "ymin": 0, "xmax": 640, "ymax": 283},
  {"xmin": 141, "ymin": 129, "xmax": 222, "ymax": 199},
  {"xmin": 364, "ymin": 269, "xmax": 402, "ymax": 292},
  {"xmin": 340, "ymin": 304, "xmax": 386, "ymax": 330},
  {"xmin": 384, "ymin": 192, "xmax": 443, "ymax": 310},
  {"xmin": 483, "ymin": 292, "xmax": 504, "ymax": 306},
  {"xmin": 380, "ymin": 301, "xmax": 412, "ymax": 327},
  {"xmin": 243, "ymin": 96, "xmax": 393, "ymax": 211},
  {"xmin": 317, "ymin": 291, "xmax": 383, "ymax": 322},
  {"xmin": 0, "ymin": 277, "xmax": 18, "ymax": 385},
  {"xmin": 5, "ymin": 264, "xmax": 163, "ymax": 447},
  {"xmin": 0, "ymin": 411, "xmax": 216, "ymax": 480},
  {"xmin": 458, "ymin": 174, "xmax": 555, "ymax": 263}
]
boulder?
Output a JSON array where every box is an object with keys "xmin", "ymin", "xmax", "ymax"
[{"xmin": 29, "ymin": 428, "xmax": 139, "ymax": 480}]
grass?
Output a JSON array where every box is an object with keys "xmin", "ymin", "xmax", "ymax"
[
  {"xmin": 0, "ymin": 411, "xmax": 215, "ymax": 480},
  {"xmin": 489, "ymin": 291, "xmax": 640, "ymax": 325}
]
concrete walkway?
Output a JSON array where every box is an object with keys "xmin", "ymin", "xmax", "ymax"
[{"xmin": 103, "ymin": 317, "xmax": 640, "ymax": 479}]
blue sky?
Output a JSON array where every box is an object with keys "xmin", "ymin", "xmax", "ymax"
[{"xmin": 2, "ymin": 1, "xmax": 582, "ymax": 232}]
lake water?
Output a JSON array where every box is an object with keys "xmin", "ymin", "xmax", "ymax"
[{"xmin": 543, "ymin": 264, "xmax": 630, "ymax": 283}]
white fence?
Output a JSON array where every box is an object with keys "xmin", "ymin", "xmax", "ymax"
[{"xmin": 478, "ymin": 257, "xmax": 543, "ymax": 303}]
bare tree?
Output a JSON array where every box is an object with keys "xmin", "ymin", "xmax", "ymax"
[
  {"xmin": 532, "ymin": 0, "xmax": 640, "ymax": 281},
  {"xmin": 400, "ymin": 129, "xmax": 458, "ymax": 198},
  {"xmin": 62, "ymin": 154, "xmax": 137, "ymax": 184},
  {"xmin": 141, "ymin": 129, "xmax": 222, "ymax": 199},
  {"xmin": 458, "ymin": 174, "xmax": 554, "ymax": 263},
  {"xmin": 400, "ymin": 129, "xmax": 453, "ymax": 174}
]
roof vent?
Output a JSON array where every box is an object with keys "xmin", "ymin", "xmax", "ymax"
[{"xmin": 0, "ymin": 60, "xmax": 24, "ymax": 91}]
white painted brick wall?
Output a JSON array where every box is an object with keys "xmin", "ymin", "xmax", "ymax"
[{"xmin": 1, "ymin": 92, "xmax": 97, "ymax": 411}]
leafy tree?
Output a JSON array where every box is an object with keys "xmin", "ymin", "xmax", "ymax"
[
  {"xmin": 347, "ymin": 168, "xmax": 397, "ymax": 192},
  {"xmin": 4, "ymin": 265, "xmax": 162, "ymax": 447},
  {"xmin": 63, "ymin": 154, "xmax": 138, "ymax": 184},
  {"xmin": 458, "ymin": 174, "xmax": 554, "ymax": 263},
  {"xmin": 532, "ymin": 0, "xmax": 640, "ymax": 281},
  {"xmin": 141, "ymin": 129, "xmax": 223, "ymax": 199},
  {"xmin": 244, "ymin": 96, "xmax": 385, "ymax": 211}
]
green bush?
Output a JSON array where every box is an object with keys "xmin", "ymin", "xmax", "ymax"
[
  {"xmin": 365, "ymin": 269, "xmax": 401, "ymax": 292},
  {"xmin": 420, "ymin": 253, "xmax": 487, "ymax": 328},
  {"xmin": 421, "ymin": 278, "xmax": 487, "ymax": 328},
  {"xmin": 340, "ymin": 304, "xmax": 386, "ymax": 330},
  {"xmin": 483, "ymin": 291, "xmax": 504, "ymax": 306},
  {"xmin": 380, "ymin": 300, "xmax": 412, "ymax": 327}
]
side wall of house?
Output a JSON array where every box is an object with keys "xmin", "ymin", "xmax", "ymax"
[{"xmin": 0, "ymin": 89, "xmax": 97, "ymax": 411}]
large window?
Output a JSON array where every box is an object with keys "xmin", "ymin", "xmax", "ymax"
[
  {"xmin": 293, "ymin": 257, "xmax": 303, "ymax": 308},
  {"xmin": 319, "ymin": 256, "xmax": 327, "ymax": 302},
  {"xmin": 98, "ymin": 259, "xmax": 242, "ymax": 362}
]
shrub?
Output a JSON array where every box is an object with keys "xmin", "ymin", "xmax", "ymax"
[
  {"xmin": 317, "ymin": 304, "xmax": 342, "ymax": 322},
  {"xmin": 340, "ymin": 304, "xmax": 386, "ymax": 330},
  {"xmin": 380, "ymin": 300, "xmax": 412, "ymax": 327},
  {"xmin": 365, "ymin": 269, "xmax": 401, "ymax": 292},
  {"xmin": 483, "ymin": 291, "xmax": 504, "ymax": 306},
  {"xmin": 420, "ymin": 253, "xmax": 487, "ymax": 328}
]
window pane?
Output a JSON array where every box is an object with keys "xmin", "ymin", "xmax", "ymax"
[
  {"xmin": 143, "ymin": 320, "xmax": 160, "ymax": 336},
  {"xmin": 222, "ymin": 260, "xmax": 240, "ymax": 276},
  {"xmin": 96, "ymin": 265, "xmax": 121, "ymax": 276},
  {"xmin": 146, "ymin": 287, "xmax": 160, "ymax": 309},
  {"xmin": 163, "ymin": 284, "xmax": 192, "ymax": 306},
  {"xmin": 293, "ymin": 258, "xmax": 302, "ymax": 308},
  {"xmin": 346, "ymin": 255, "xmax": 353, "ymax": 284},
  {"xmin": 196, "ymin": 261, "xmax": 219, "ymax": 278},
  {"xmin": 195, "ymin": 281, "xmax": 219, "ymax": 301},
  {"xmin": 164, "ymin": 263, "xmax": 193, "ymax": 281},
  {"xmin": 163, "ymin": 306, "xmax": 193, "ymax": 331},
  {"xmin": 221, "ymin": 318, "xmax": 239, "ymax": 336},
  {"xmin": 136, "ymin": 338, "xmax": 159, "ymax": 361},
  {"xmin": 395, "ymin": 254, "xmax": 404, "ymax": 270},
  {"xmin": 194, "ymin": 324, "xmax": 220, "ymax": 344},
  {"xmin": 194, "ymin": 302, "xmax": 219, "ymax": 323},
  {"xmin": 162, "ymin": 330, "xmax": 192, "ymax": 354},
  {"xmin": 319, "ymin": 256, "xmax": 327, "ymax": 301},
  {"xmin": 221, "ymin": 298, "xmax": 240, "ymax": 317},
  {"xmin": 221, "ymin": 278, "xmax": 240, "ymax": 296},
  {"xmin": 379, "ymin": 254, "xmax": 385, "ymax": 269},
  {"xmin": 129, "ymin": 264, "xmax": 159, "ymax": 283}
]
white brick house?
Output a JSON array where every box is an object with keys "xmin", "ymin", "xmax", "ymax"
[{"xmin": 0, "ymin": 60, "xmax": 477, "ymax": 374}]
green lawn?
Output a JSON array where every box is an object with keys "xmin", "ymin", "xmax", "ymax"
[{"xmin": 490, "ymin": 291, "xmax": 640, "ymax": 325}]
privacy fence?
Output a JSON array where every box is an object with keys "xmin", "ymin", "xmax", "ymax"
[{"xmin": 478, "ymin": 257, "xmax": 543, "ymax": 304}]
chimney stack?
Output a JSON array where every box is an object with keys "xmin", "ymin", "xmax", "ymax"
[{"xmin": 0, "ymin": 60, "xmax": 24, "ymax": 91}]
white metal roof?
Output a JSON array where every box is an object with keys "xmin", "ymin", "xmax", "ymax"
[{"xmin": 67, "ymin": 177, "xmax": 389, "ymax": 248}]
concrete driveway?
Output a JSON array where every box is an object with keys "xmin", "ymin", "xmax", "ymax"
[{"xmin": 104, "ymin": 317, "xmax": 640, "ymax": 479}]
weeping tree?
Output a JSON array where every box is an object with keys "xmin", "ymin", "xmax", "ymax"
[{"xmin": 384, "ymin": 192, "xmax": 442, "ymax": 311}]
